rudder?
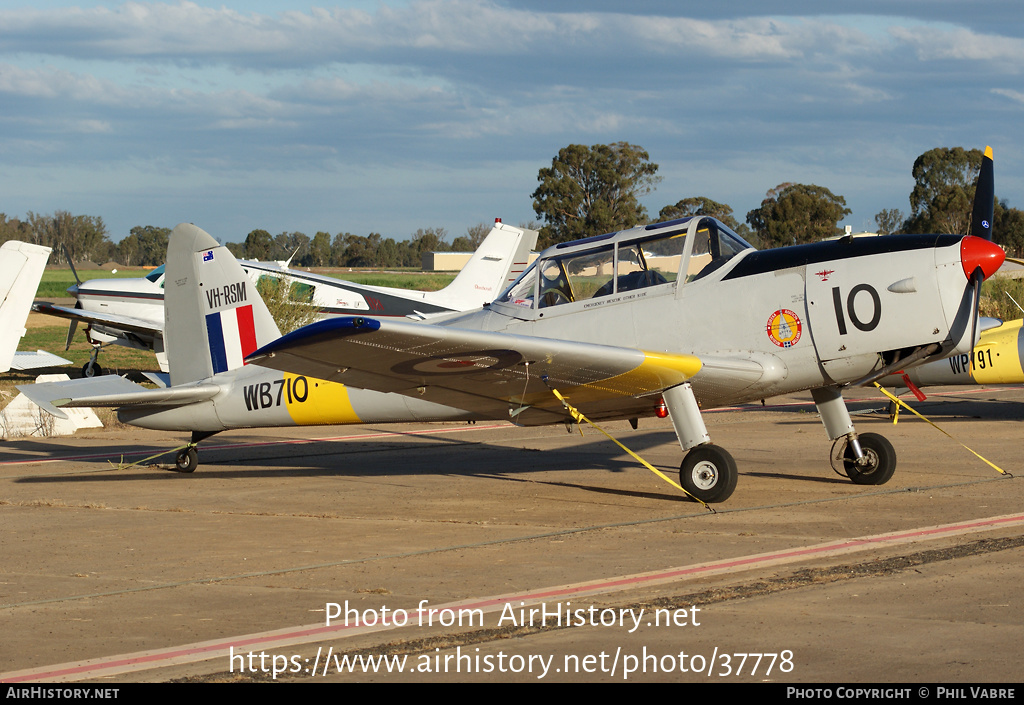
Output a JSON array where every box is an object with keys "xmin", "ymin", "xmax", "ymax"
[{"xmin": 0, "ymin": 241, "xmax": 51, "ymax": 372}]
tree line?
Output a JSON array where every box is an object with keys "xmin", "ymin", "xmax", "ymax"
[
  {"xmin": 3, "ymin": 143, "xmax": 1021, "ymax": 267},
  {"xmin": 531, "ymin": 143, "xmax": 1024, "ymax": 256},
  {"xmin": 0, "ymin": 216, "xmax": 502, "ymax": 269}
]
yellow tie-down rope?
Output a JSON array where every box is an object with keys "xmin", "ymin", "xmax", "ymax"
[
  {"xmin": 550, "ymin": 388, "xmax": 714, "ymax": 512},
  {"xmin": 107, "ymin": 444, "xmax": 194, "ymax": 472},
  {"xmin": 873, "ymin": 383, "xmax": 1011, "ymax": 477}
]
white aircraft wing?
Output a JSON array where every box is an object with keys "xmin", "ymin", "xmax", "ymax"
[
  {"xmin": 32, "ymin": 302, "xmax": 162, "ymax": 338},
  {"xmin": 247, "ymin": 316, "xmax": 703, "ymax": 425},
  {"xmin": 16, "ymin": 376, "xmax": 221, "ymax": 420}
]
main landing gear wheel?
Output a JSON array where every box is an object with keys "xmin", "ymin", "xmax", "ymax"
[
  {"xmin": 175, "ymin": 447, "xmax": 198, "ymax": 473},
  {"xmin": 81, "ymin": 361, "xmax": 103, "ymax": 378},
  {"xmin": 679, "ymin": 444, "xmax": 737, "ymax": 503},
  {"xmin": 843, "ymin": 432, "xmax": 896, "ymax": 486}
]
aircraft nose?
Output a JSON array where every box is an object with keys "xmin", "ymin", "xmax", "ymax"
[
  {"xmin": 67, "ymin": 283, "xmax": 79, "ymax": 296},
  {"xmin": 961, "ymin": 235, "xmax": 1005, "ymax": 281}
]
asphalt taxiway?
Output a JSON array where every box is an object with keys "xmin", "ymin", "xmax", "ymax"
[{"xmin": 1, "ymin": 386, "xmax": 1022, "ymax": 683}]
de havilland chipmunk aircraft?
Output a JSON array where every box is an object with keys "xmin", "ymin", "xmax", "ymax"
[
  {"xmin": 31, "ymin": 220, "xmax": 536, "ymax": 376},
  {"xmin": 20, "ymin": 148, "xmax": 1004, "ymax": 503}
]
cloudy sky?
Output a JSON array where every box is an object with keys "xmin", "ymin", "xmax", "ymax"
[{"xmin": 2, "ymin": 1, "xmax": 1022, "ymax": 245}]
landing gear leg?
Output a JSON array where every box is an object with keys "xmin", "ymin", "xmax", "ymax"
[
  {"xmin": 812, "ymin": 386, "xmax": 897, "ymax": 486},
  {"xmin": 664, "ymin": 383, "xmax": 737, "ymax": 503},
  {"xmin": 81, "ymin": 346, "xmax": 104, "ymax": 378}
]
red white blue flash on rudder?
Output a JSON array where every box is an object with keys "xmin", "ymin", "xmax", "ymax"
[{"xmin": 206, "ymin": 305, "xmax": 257, "ymax": 373}]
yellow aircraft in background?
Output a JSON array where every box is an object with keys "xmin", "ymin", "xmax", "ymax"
[{"xmin": 878, "ymin": 317, "xmax": 1024, "ymax": 396}]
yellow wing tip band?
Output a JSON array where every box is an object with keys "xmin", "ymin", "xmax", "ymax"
[{"xmin": 639, "ymin": 351, "xmax": 703, "ymax": 380}]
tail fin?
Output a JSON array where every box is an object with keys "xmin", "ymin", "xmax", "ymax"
[
  {"xmin": 430, "ymin": 221, "xmax": 538, "ymax": 308},
  {"xmin": 164, "ymin": 223, "xmax": 281, "ymax": 386},
  {"xmin": 0, "ymin": 241, "xmax": 51, "ymax": 372}
]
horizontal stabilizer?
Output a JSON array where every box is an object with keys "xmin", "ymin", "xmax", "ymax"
[
  {"xmin": 11, "ymin": 350, "xmax": 72, "ymax": 371},
  {"xmin": 17, "ymin": 376, "xmax": 221, "ymax": 420}
]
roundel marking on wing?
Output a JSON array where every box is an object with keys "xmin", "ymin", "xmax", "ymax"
[{"xmin": 391, "ymin": 349, "xmax": 524, "ymax": 376}]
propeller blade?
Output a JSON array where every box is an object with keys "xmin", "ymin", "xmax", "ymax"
[
  {"xmin": 970, "ymin": 146, "xmax": 994, "ymax": 241},
  {"xmin": 968, "ymin": 267, "xmax": 983, "ymax": 377},
  {"xmin": 64, "ymin": 320, "xmax": 78, "ymax": 351},
  {"xmin": 62, "ymin": 244, "xmax": 82, "ymax": 286}
]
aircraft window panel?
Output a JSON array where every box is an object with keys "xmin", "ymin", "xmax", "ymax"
[
  {"xmin": 496, "ymin": 260, "xmax": 538, "ymax": 308},
  {"xmin": 635, "ymin": 233, "xmax": 686, "ymax": 283},
  {"xmin": 290, "ymin": 281, "xmax": 315, "ymax": 303},
  {"xmin": 539, "ymin": 259, "xmax": 572, "ymax": 307},
  {"xmin": 618, "ymin": 245, "xmax": 645, "ymax": 277},
  {"xmin": 687, "ymin": 220, "xmax": 755, "ymax": 281},
  {"xmin": 536, "ymin": 246, "xmax": 616, "ymax": 307},
  {"xmin": 565, "ymin": 247, "xmax": 615, "ymax": 301}
]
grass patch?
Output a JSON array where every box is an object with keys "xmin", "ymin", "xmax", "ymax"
[
  {"xmin": 980, "ymin": 277, "xmax": 1024, "ymax": 320},
  {"xmin": 303, "ymin": 269, "xmax": 457, "ymax": 291}
]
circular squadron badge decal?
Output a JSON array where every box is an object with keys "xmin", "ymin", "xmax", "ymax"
[{"xmin": 766, "ymin": 309, "xmax": 802, "ymax": 348}]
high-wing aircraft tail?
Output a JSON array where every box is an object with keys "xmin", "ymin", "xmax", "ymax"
[
  {"xmin": 426, "ymin": 221, "xmax": 538, "ymax": 310},
  {"xmin": 164, "ymin": 223, "xmax": 282, "ymax": 386},
  {"xmin": 0, "ymin": 240, "xmax": 55, "ymax": 372}
]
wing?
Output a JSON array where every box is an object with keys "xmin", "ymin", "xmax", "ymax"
[
  {"xmin": 32, "ymin": 302, "xmax": 163, "ymax": 338},
  {"xmin": 247, "ymin": 317, "xmax": 702, "ymax": 425}
]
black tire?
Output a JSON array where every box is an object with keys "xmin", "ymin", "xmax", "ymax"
[
  {"xmin": 843, "ymin": 432, "xmax": 896, "ymax": 486},
  {"xmin": 82, "ymin": 361, "xmax": 103, "ymax": 378},
  {"xmin": 175, "ymin": 447, "xmax": 198, "ymax": 473},
  {"xmin": 679, "ymin": 445, "xmax": 738, "ymax": 503}
]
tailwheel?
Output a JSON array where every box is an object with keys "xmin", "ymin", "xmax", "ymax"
[
  {"xmin": 843, "ymin": 432, "xmax": 896, "ymax": 485},
  {"xmin": 174, "ymin": 447, "xmax": 198, "ymax": 473},
  {"xmin": 679, "ymin": 444, "xmax": 737, "ymax": 503}
]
